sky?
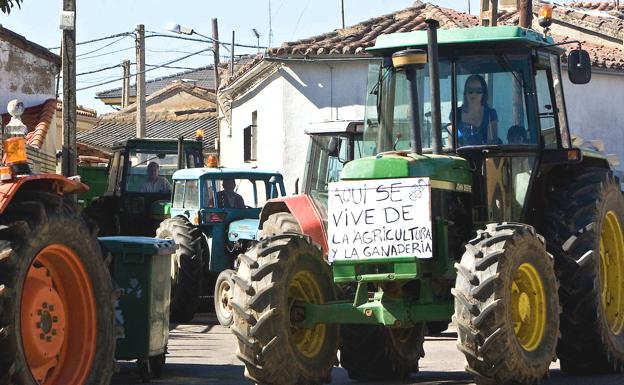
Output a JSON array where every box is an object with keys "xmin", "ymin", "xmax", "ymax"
[{"xmin": 0, "ymin": 0, "xmax": 563, "ymax": 113}]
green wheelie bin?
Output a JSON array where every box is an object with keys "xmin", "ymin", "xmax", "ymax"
[{"xmin": 99, "ymin": 236, "xmax": 176, "ymax": 382}]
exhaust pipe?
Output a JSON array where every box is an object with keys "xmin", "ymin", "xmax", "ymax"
[
  {"xmin": 177, "ymin": 136, "xmax": 185, "ymax": 169},
  {"xmin": 426, "ymin": 19, "xmax": 442, "ymax": 154}
]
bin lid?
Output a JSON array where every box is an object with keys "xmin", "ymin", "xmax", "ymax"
[{"xmin": 98, "ymin": 236, "xmax": 177, "ymax": 255}]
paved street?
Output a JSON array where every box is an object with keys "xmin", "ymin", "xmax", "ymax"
[{"xmin": 111, "ymin": 313, "xmax": 624, "ymax": 385}]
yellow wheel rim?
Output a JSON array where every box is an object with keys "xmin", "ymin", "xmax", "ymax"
[
  {"xmin": 511, "ymin": 263, "xmax": 547, "ymax": 351},
  {"xmin": 599, "ymin": 210, "xmax": 624, "ymax": 335},
  {"xmin": 288, "ymin": 271, "xmax": 326, "ymax": 359}
]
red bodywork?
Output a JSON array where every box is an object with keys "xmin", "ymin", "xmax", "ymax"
[
  {"xmin": 0, "ymin": 173, "xmax": 88, "ymax": 214},
  {"xmin": 259, "ymin": 194, "xmax": 328, "ymax": 255}
]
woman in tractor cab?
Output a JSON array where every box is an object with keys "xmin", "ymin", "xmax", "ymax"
[{"xmin": 455, "ymin": 74, "xmax": 499, "ymax": 145}]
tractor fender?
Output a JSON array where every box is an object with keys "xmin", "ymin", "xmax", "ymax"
[
  {"xmin": 0, "ymin": 173, "xmax": 88, "ymax": 215},
  {"xmin": 259, "ymin": 195, "xmax": 328, "ymax": 254}
]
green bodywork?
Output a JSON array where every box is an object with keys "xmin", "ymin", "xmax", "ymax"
[{"xmin": 341, "ymin": 153, "xmax": 471, "ymax": 185}]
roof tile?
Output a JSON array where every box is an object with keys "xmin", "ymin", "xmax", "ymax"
[{"xmin": 1, "ymin": 99, "xmax": 56, "ymax": 149}]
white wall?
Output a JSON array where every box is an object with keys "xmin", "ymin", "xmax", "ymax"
[
  {"xmin": 0, "ymin": 40, "xmax": 57, "ymax": 111},
  {"xmin": 221, "ymin": 60, "xmax": 372, "ymax": 191},
  {"xmin": 563, "ymin": 70, "xmax": 624, "ymax": 168},
  {"xmin": 220, "ymin": 71, "xmax": 286, "ymax": 172}
]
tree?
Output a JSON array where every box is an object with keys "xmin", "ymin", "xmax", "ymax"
[{"xmin": 0, "ymin": 0, "xmax": 22, "ymax": 14}]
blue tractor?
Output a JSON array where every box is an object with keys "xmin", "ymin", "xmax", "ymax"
[{"xmin": 156, "ymin": 167, "xmax": 286, "ymax": 323}]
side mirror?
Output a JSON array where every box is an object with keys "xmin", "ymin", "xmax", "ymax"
[
  {"xmin": 568, "ymin": 49, "xmax": 591, "ymax": 85},
  {"xmin": 327, "ymin": 137, "xmax": 340, "ymax": 157}
]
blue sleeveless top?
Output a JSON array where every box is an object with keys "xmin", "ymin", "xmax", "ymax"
[{"xmin": 456, "ymin": 105, "xmax": 497, "ymax": 146}]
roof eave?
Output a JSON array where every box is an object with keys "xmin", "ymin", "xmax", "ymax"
[{"xmin": 219, "ymin": 60, "xmax": 277, "ymax": 96}]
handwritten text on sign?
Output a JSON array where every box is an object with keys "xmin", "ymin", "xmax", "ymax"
[{"xmin": 328, "ymin": 177, "xmax": 432, "ymax": 262}]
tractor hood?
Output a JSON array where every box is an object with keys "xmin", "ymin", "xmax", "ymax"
[
  {"xmin": 228, "ymin": 218, "xmax": 260, "ymax": 242},
  {"xmin": 341, "ymin": 153, "xmax": 472, "ymax": 186}
]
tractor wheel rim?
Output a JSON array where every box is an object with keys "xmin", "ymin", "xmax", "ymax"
[
  {"xmin": 599, "ymin": 210, "xmax": 624, "ymax": 335},
  {"xmin": 217, "ymin": 279, "xmax": 232, "ymax": 319},
  {"xmin": 288, "ymin": 270, "xmax": 326, "ymax": 359},
  {"xmin": 21, "ymin": 244, "xmax": 97, "ymax": 385},
  {"xmin": 511, "ymin": 262, "xmax": 546, "ymax": 352}
]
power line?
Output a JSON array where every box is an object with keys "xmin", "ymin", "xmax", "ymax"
[
  {"xmin": 146, "ymin": 32, "xmax": 267, "ymax": 50},
  {"xmin": 49, "ymin": 31, "xmax": 133, "ymax": 50},
  {"xmin": 76, "ymin": 48, "xmax": 211, "ymax": 91},
  {"xmin": 76, "ymin": 35, "xmax": 128, "ymax": 58},
  {"xmin": 77, "ymin": 46, "xmax": 135, "ymax": 61},
  {"xmin": 77, "ymin": 63, "xmax": 124, "ymax": 77},
  {"xmin": 145, "ymin": 64, "xmax": 197, "ymax": 70}
]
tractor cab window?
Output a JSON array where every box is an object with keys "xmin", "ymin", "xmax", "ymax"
[
  {"xmin": 305, "ymin": 134, "xmax": 364, "ymax": 198},
  {"xmin": 363, "ymin": 60, "xmax": 453, "ymax": 155},
  {"xmin": 454, "ymin": 53, "xmax": 534, "ymax": 147},
  {"xmin": 205, "ymin": 177, "xmax": 284, "ymax": 209},
  {"xmin": 125, "ymin": 151, "xmax": 176, "ymax": 193}
]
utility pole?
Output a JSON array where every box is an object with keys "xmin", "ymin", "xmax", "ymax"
[
  {"xmin": 212, "ymin": 18, "xmax": 220, "ymax": 91},
  {"xmin": 268, "ymin": 0, "xmax": 273, "ymax": 47},
  {"xmin": 480, "ymin": 0, "xmax": 498, "ymax": 26},
  {"xmin": 519, "ymin": 0, "xmax": 532, "ymax": 28},
  {"xmin": 230, "ymin": 31, "xmax": 235, "ymax": 76},
  {"xmin": 61, "ymin": 0, "xmax": 76, "ymax": 177},
  {"xmin": 135, "ymin": 24, "xmax": 146, "ymax": 138},
  {"xmin": 341, "ymin": 0, "xmax": 345, "ymax": 29},
  {"xmin": 121, "ymin": 59, "xmax": 130, "ymax": 109}
]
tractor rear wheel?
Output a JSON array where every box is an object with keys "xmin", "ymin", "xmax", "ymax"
[
  {"xmin": 260, "ymin": 212, "xmax": 300, "ymax": 238},
  {"xmin": 156, "ymin": 216, "xmax": 204, "ymax": 323},
  {"xmin": 339, "ymin": 323, "xmax": 425, "ymax": 381},
  {"xmin": 230, "ymin": 234, "xmax": 338, "ymax": 385},
  {"xmin": 0, "ymin": 191, "xmax": 116, "ymax": 385},
  {"xmin": 545, "ymin": 170, "xmax": 624, "ymax": 373},
  {"xmin": 453, "ymin": 223, "xmax": 559, "ymax": 385}
]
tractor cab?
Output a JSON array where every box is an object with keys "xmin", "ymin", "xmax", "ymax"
[
  {"xmin": 87, "ymin": 137, "xmax": 205, "ymax": 236},
  {"xmin": 302, "ymin": 120, "xmax": 365, "ymax": 221},
  {"xmin": 354, "ymin": 25, "xmax": 592, "ymax": 227},
  {"xmin": 169, "ymin": 167, "xmax": 286, "ymax": 272}
]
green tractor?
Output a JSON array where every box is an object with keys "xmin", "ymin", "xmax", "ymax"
[
  {"xmin": 230, "ymin": 21, "xmax": 624, "ymax": 385},
  {"xmin": 84, "ymin": 137, "xmax": 204, "ymax": 236}
]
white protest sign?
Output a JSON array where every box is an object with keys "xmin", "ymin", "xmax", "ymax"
[{"xmin": 328, "ymin": 177, "xmax": 433, "ymax": 262}]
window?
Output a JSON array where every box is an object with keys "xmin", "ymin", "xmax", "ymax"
[
  {"xmin": 363, "ymin": 59, "xmax": 454, "ymax": 155},
  {"xmin": 244, "ymin": 112, "xmax": 258, "ymax": 162},
  {"xmin": 535, "ymin": 68, "xmax": 557, "ymax": 148},
  {"xmin": 125, "ymin": 151, "xmax": 176, "ymax": 193},
  {"xmin": 183, "ymin": 180, "xmax": 199, "ymax": 209},
  {"xmin": 172, "ymin": 180, "xmax": 185, "ymax": 207},
  {"xmin": 455, "ymin": 54, "xmax": 534, "ymax": 146}
]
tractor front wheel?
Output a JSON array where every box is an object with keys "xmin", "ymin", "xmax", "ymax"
[
  {"xmin": 156, "ymin": 216, "xmax": 204, "ymax": 323},
  {"xmin": 453, "ymin": 223, "xmax": 559, "ymax": 385},
  {"xmin": 0, "ymin": 192, "xmax": 116, "ymax": 385},
  {"xmin": 230, "ymin": 234, "xmax": 338, "ymax": 385},
  {"xmin": 214, "ymin": 269, "xmax": 234, "ymax": 327}
]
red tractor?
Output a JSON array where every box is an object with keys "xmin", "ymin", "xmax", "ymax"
[
  {"xmin": 259, "ymin": 121, "xmax": 363, "ymax": 247},
  {"xmin": 0, "ymin": 100, "xmax": 116, "ymax": 385}
]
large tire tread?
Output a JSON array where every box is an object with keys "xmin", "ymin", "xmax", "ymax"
[
  {"xmin": 157, "ymin": 216, "xmax": 204, "ymax": 323},
  {"xmin": 0, "ymin": 191, "xmax": 116, "ymax": 385},
  {"xmin": 454, "ymin": 223, "xmax": 559, "ymax": 385},
  {"xmin": 544, "ymin": 169, "xmax": 624, "ymax": 374},
  {"xmin": 230, "ymin": 233, "xmax": 338, "ymax": 385}
]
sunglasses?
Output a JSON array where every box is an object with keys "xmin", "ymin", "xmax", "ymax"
[{"xmin": 465, "ymin": 87, "xmax": 484, "ymax": 95}]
